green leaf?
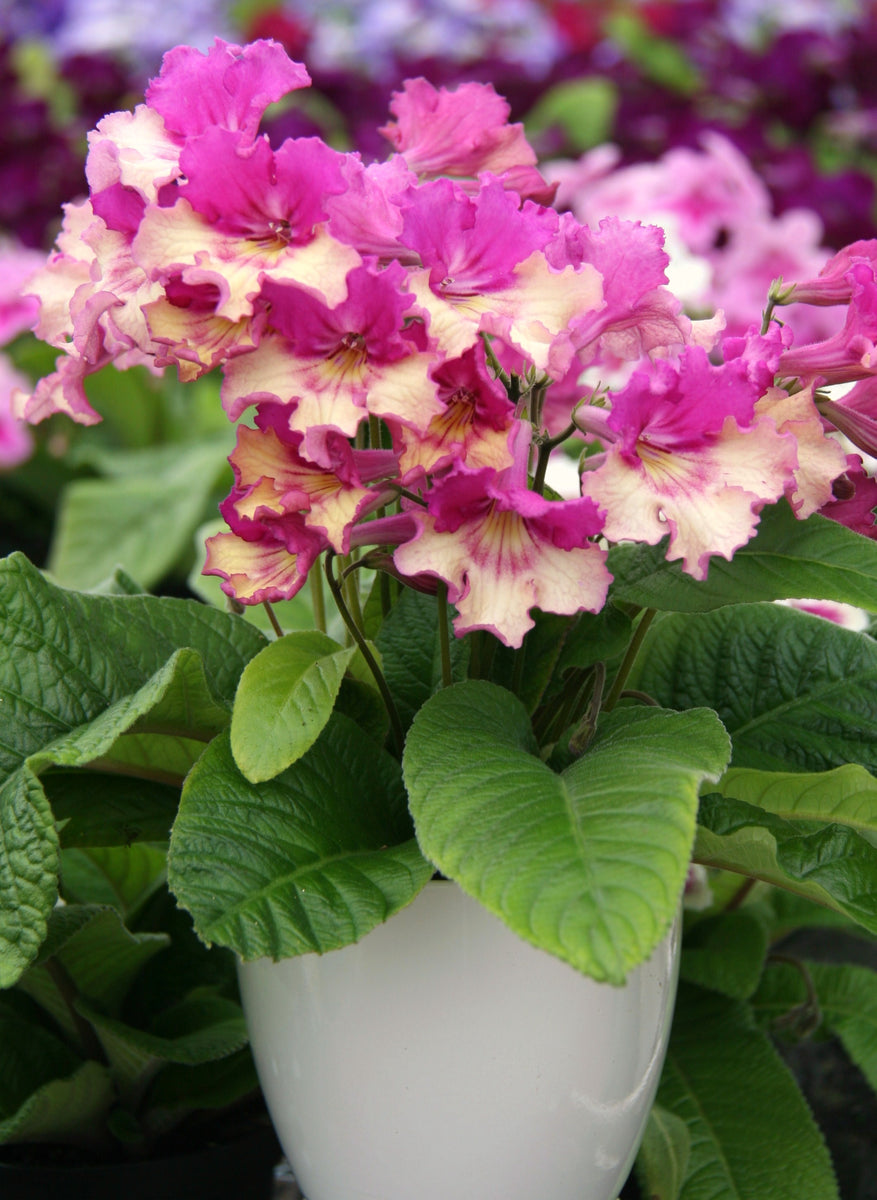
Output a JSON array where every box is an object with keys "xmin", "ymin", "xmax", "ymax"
[
  {"xmin": 0, "ymin": 769, "xmax": 59, "ymax": 988},
  {"xmin": 230, "ymin": 631, "xmax": 356, "ymax": 783},
  {"xmin": 0, "ymin": 1060, "xmax": 114, "ymax": 1147},
  {"xmin": 753, "ymin": 960, "xmax": 877, "ymax": 1093},
  {"xmin": 0, "ymin": 553, "xmax": 266, "ymax": 984},
  {"xmin": 76, "ymin": 992, "xmax": 249, "ymax": 1093},
  {"xmin": 403, "ymin": 682, "xmax": 730, "ymax": 983},
  {"xmin": 715, "ymin": 764, "xmax": 877, "ymax": 847},
  {"xmin": 658, "ymin": 983, "xmax": 838, "ymax": 1200},
  {"xmin": 679, "ymin": 909, "xmax": 769, "ymax": 999},
  {"xmin": 524, "ymin": 77, "xmax": 618, "ymax": 152},
  {"xmin": 142, "ymin": 1049, "xmax": 260, "ymax": 1134},
  {"xmin": 0, "ymin": 553, "xmax": 265, "ymax": 776},
  {"xmin": 16, "ymin": 905, "xmax": 168, "ymax": 1032},
  {"xmin": 48, "ymin": 433, "xmax": 233, "ymax": 591},
  {"xmin": 635, "ymin": 1103, "xmax": 691, "ymax": 1200},
  {"xmin": 609, "ymin": 503, "xmax": 877, "ymax": 614},
  {"xmin": 0, "ymin": 991, "xmax": 82, "ymax": 1118},
  {"xmin": 632, "ymin": 602, "xmax": 877, "ymax": 773},
  {"xmin": 695, "ymin": 794, "xmax": 877, "ymax": 935},
  {"xmin": 45, "ymin": 770, "xmax": 179, "ymax": 847},
  {"xmin": 375, "ymin": 588, "xmax": 469, "ymax": 730},
  {"xmin": 59, "ymin": 844, "xmax": 168, "ymax": 917},
  {"xmin": 168, "ymin": 717, "xmax": 433, "ymax": 960}
]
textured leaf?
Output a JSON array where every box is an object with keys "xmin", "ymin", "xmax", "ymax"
[
  {"xmin": 658, "ymin": 983, "xmax": 838, "ymax": 1200},
  {"xmin": 48, "ymin": 433, "xmax": 233, "ymax": 591},
  {"xmin": 0, "ymin": 770, "xmax": 59, "ymax": 987},
  {"xmin": 679, "ymin": 910, "xmax": 769, "ymax": 999},
  {"xmin": 0, "ymin": 991, "xmax": 81, "ymax": 1118},
  {"xmin": 59, "ymin": 843, "xmax": 167, "ymax": 916},
  {"xmin": 631, "ymin": 603, "xmax": 877, "ymax": 773},
  {"xmin": 375, "ymin": 588, "xmax": 469, "ymax": 729},
  {"xmin": 0, "ymin": 553, "xmax": 266, "ymax": 984},
  {"xmin": 0, "ymin": 1060, "xmax": 114, "ymax": 1146},
  {"xmin": 0, "ymin": 553, "xmax": 265, "ymax": 772},
  {"xmin": 635, "ymin": 1103, "xmax": 691, "ymax": 1200},
  {"xmin": 609, "ymin": 502, "xmax": 877, "ymax": 613},
  {"xmin": 715, "ymin": 765, "xmax": 877, "ymax": 848},
  {"xmin": 695, "ymin": 794, "xmax": 877, "ymax": 935},
  {"xmin": 230, "ymin": 631, "xmax": 356, "ymax": 783},
  {"xmin": 76, "ymin": 992, "xmax": 249, "ymax": 1093},
  {"xmin": 403, "ymin": 681, "xmax": 730, "ymax": 983},
  {"xmin": 142, "ymin": 1049, "xmax": 260, "ymax": 1132},
  {"xmin": 168, "ymin": 716, "xmax": 433, "ymax": 960},
  {"xmin": 16, "ymin": 905, "xmax": 168, "ymax": 1034},
  {"xmin": 753, "ymin": 960, "xmax": 877, "ymax": 1093},
  {"xmin": 45, "ymin": 771, "xmax": 179, "ymax": 847}
]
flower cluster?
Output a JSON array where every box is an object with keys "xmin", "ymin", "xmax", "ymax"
[{"xmin": 15, "ymin": 37, "xmax": 877, "ymax": 646}]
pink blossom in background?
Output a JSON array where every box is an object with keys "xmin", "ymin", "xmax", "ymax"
[{"xmin": 544, "ymin": 132, "xmax": 840, "ymax": 344}]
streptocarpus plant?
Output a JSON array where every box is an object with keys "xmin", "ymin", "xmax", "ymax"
[{"xmin": 2, "ymin": 37, "xmax": 877, "ymax": 1196}]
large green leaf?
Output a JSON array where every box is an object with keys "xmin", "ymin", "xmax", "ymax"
[
  {"xmin": 694, "ymin": 794, "xmax": 877, "ymax": 935},
  {"xmin": 609, "ymin": 502, "xmax": 877, "ymax": 613},
  {"xmin": 0, "ymin": 554, "xmax": 266, "ymax": 986},
  {"xmin": 635, "ymin": 1103, "xmax": 691, "ymax": 1200},
  {"xmin": 76, "ymin": 991, "xmax": 249, "ymax": 1095},
  {"xmin": 48, "ymin": 433, "xmax": 233, "ymax": 591},
  {"xmin": 631, "ymin": 602, "xmax": 877, "ymax": 773},
  {"xmin": 230, "ymin": 631, "xmax": 356, "ymax": 783},
  {"xmin": 59, "ymin": 844, "xmax": 167, "ymax": 916},
  {"xmin": 752, "ymin": 960, "xmax": 877, "ymax": 1093},
  {"xmin": 658, "ymin": 983, "xmax": 838, "ymax": 1200},
  {"xmin": 168, "ymin": 716, "xmax": 433, "ymax": 960},
  {"xmin": 0, "ymin": 1061, "xmax": 114, "ymax": 1147},
  {"xmin": 0, "ymin": 991, "xmax": 82, "ymax": 1119},
  {"xmin": 16, "ymin": 905, "xmax": 169, "ymax": 1036},
  {"xmin": 403, "ymin": 681, "xmax": 731, "ymax": 983},
  {"xmin": 45, "ymin": 770, "xmax": 180, "ymax": 847},
  {"xmin": 679, "ymin": 909, "xmax": 770, "ymax": 1000},
  {"xmin": 715, "ymin": 765, "xmax": 877, "ymax": 847}
]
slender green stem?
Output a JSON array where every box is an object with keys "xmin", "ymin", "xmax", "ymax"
[
  {"xmin": 604, "ymin": 608, "xmax": 658, "ymax": 712},
  {"xmin": 480, "ymin": 332, "xmax": 511, "ymax": 388},
  {"xmin": 568, "ymin": 661, "xmax": 606, "ymax": 756},
  {"xmin": 262, "ymin": 601, "xmax": 284, "ymax": 639},
  {"xmin": 533, "ymin": 422, "xmax": 578, "ymax": 496},
  {"xmin": 368, "ymin": 413, "xmax": 383, "ymax": 450},
  {"xmin": 310, "ymin": 566, "xmax": 327, "ymax": 634},
  {"xmin": 436, "ymin": 582, "xmax": 452, "ymax": 688},
  {"xmin": 325, "ymin": 552, "xmax": 404, "ymax": 756}
]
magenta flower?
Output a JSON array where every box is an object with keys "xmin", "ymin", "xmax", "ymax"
[
  {"xmin": 581, "ymin": 346, "xmax": 797, "ymax": 578},
  {"xmin": 393, "ymin": 424, "xmax": 610, "ymax": 647},
  {"xmin": 379, "ymin": 77, "xmax": 554, "ymax": 203},
  {"xmin": 779, "ymin": 262, "xmax": 877, "ymax": 385}
]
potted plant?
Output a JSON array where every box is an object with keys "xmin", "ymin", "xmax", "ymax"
[{"xmin": 4, "ymin": 34, "xmax": 877, "ymax": 1200}]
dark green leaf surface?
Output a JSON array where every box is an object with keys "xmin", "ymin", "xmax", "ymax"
[
  {"xmin": 753, "ymin": 960, "xmax": 877, "ymax": 1093},
  {"xmin": 696, "ymin": 793, "xmax": 877, "ymax": 934},
  {"xmin": 631, "ymin": 603, "xmax": 877, "ymax": 773},
  {"xmin": 658, "ymin": 983, "xmax": 838, "ymax": 1200},
  {"xmin": 609, "ymin": 503, "xmax": 877, "ymax": 613}
]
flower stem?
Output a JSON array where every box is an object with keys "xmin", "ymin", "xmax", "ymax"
[
  {"xmin": 262, "ymin": 601, "xmax": 284, "ymax": 639},
  {"xmin": 310, "ymin": 567, "xmax": 327, "ymax": 634},
  {"xmin": 325, "ymin": 552, "xmax": 404, "ymax": 756},
  {"xmin": 436, "ymin": 581, "xmax": 453, "ymax": 688},
  {"xmin": 604, "ymin": 608, "xmax": 657, "ymax": 712}
]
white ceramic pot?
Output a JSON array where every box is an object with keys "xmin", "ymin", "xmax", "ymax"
[{"xmin": 238, "ymin": 882, "xmax": 680, "ymax": 1200}]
